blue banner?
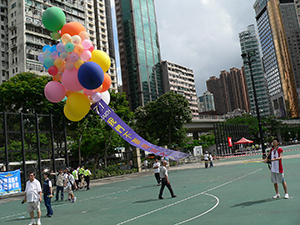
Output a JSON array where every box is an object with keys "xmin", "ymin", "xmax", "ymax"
[
  {"xmin": 92, "ymin": 100, "xmax": 190, "ymax": 161},
  {"xmin": 0, "ymin": 169, "xmax": 21, "ymax": 195}
]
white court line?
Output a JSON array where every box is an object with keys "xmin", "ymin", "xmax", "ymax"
[
  {"xmin": 174, "ymin": 193, "xmax": 219, "ymax": 225},
  {"xmin": 116, "ymin": 168, "xmax": 262, "ymax": 225},
  {"xmin": 0, "ymin": 186, "xmax": 141, "ymax": 220}
]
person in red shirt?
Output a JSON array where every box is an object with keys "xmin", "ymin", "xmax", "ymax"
[{"xmin": 264, "ymin": 139, "xmax": 289, "ymax": 199}]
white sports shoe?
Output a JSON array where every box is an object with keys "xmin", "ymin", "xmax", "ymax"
[
  {"xmin": 284, "ymin": 193, "xmax": 289, "ymax": 199},
  {"xmin": 273, "ymin": 194, "xmax": 280, "ymax": 199},
  {"xmin": 28, "ymin": 221, "xmax": 36, "ymax": 225}
]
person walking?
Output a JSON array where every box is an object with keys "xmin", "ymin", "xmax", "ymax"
[
  {"xmin": 204, "ymin": 151, "xmax": 209, "ymax": 168},
  {"xmin": 66, "ymin": 170, "xmax": 77, "ymax": 203},
  {"xmin": 72, "ymin": 168, "xmax": 79, "ymax": 190},
  {"xmin": 23, "ymin": 171, "xmax": 42, "ymax": 225},
  {"xmin": 42, "ymin": 172, "xmax": 53, "ymax": 217},
  {"xmin": 78, "ymin": 166, "xmax": 85, "ymax": 189},
  {"xmin": 152, "ymin": 158, "xmax": 161, "ymax": 186},
  {"xmin": 50, "ymin": 169, "xmax": 65, "ymax": 201},
  {"xmin": 158, "ymin": 161, "xmax": 177, "ymax": 199},
  {"xmin": 209, "ymin": 153, "xmax": 214, "ymax": 168},
  {"xmin": 263, "ymin": 139, "xmax": 289, "ymax": 199},
  {"xmin": 84, "ymin": 167, "xmax": 91, "ymax": 190}
]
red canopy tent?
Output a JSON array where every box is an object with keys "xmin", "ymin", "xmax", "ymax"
[{"xmin": 234, "ymin": 137, "xmax": 253, "ymax": 145}]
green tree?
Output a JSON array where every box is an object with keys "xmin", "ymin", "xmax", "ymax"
[
  {"xmin": 134, "ymin": 91, "xmax": 192, "ymax": 148},
  {"xmin": 0, "ymin": 72, "xmax": 64, "ymax": 114},
  {"xmin": 68, "ymin": 90, "xmax": 134, "ymax": 168}
]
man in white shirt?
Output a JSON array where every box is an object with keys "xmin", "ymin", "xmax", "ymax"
[
  {"xmin": 158, "ymin": 161, "xmax": 177, "ymax": 199},
  {"xmin": 23, "ymin": 171, "xmax": 42, "ymax": 225},
  {"xmin": 152, "ymin": 158, "xmax": 161, "ymax": 186}
]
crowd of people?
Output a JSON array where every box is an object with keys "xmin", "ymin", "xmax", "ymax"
[{"xmin": 23, "ymin": 166, "xmax": 92, "ymax": 225}]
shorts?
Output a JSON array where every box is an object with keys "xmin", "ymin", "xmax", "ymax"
[
  {"xmin": 27, "ymin": 201, "xmax": 40, "ymax": 213},
  {"xmin": 271, "ymin": 172, "xmax": 285, "ymax": 184},
  {"xmin": 68, "ymin": 186, "xmax": 73, "ymax": 194}
]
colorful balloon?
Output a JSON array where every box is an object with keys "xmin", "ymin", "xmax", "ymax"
[
  {"xmin": 65, "ymin": 42, "xmax": 75, "ymax": 52},
  {"xmin": 64, "ymin": 105, "xmax": 83, "ymax": 122},
  {"xmin": 61, "ymin": 22, "xmax": 86, "ymax": 37},
  {"xmin": 43, "ymin": 58, "xmax": 54, "ymax": 68},
  {"xmin": 42, "ymin": 7, "xmax": 66, "ymax": 31},
  {"xmin": 92, "ymin": 92, "xmax": 102, "ymax": 102},
  {"xmin": 80, "ymin": 50, "xmax": 91, "ymax": 61},
  {"xmin": 101, "ymin": 90, "xmax": 110, "ymax": 105},
  {"xmin": 59, "ymin": 51, "xmax": 69, "ymax": 60},
  {"xmin": 89, "ymin": 50, "xmax": 111, "ymax": 73},
  {"xmin": 43, "ymin": 45, "xmax": 51, "ymax": 52},
  {"xmin": 69, "ymin": 52, "xmax": 79, "ymax": 62},
  {"xmin": 71, "ymin": 35, "xmax": 81, "ymax": 45},
  {"xmin": 61, "ymin": 68, "xmax": 83, "ymax": 92},
  {"xmin": 56, "ymin": 43, "xmax": 66, "ymax": 52},
  {"xmin": 51, "ymin": 31, "xmax": 61, "ymax": 40},
  {"xmin": 78, "ymin": 61, "xmax": 104, "ymax": 90},
  {"xmin": 82, "ymin": 39, "xmax": 93, "ymax": 50},
  {"xmin": 74, "ymin": 45, "xmax": 84, "ymax": 55},
  {"xmin": 54, "ymin": 58, "xmax": 64, "ymax": 68},
  {"xmin": 65, "ymin": 92, "xmax": 90, "ymax": 119},
  {"xmin": 74, "ymin": 60, "xmax": 84, "ymax": 69},
  {"xmin": 79, "ymin": 31, "xmax": 89, "ymax": 40},
  {"xmin": 61, "ymin": 33, "xmax": 72, "ymax": 44},
  {"xmin": 52, "ymin": 73, "xmax": 62, "ymax": 82},
  {"xmin": 65, "ymin": 60, "xmax": 75, "ymax": 70},
  {"xmin": 38, "ymin": 53, "xmax": 45, "ymax": 62},
  {"xmin": 44, "ymin": 81, "xmax": 66, "ymax": 103},
  {"xmin": 48, "ymin": 66, "xmax": 58, "ymax": 76}
]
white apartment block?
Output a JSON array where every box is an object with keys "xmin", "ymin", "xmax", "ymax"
[
  {"xmin": 161, "ymin": 60, "xmax": 199, "ymax": 119},
  {"xmin": 0, "ymin": 0, "xmax": 117, "ymax": 91}
]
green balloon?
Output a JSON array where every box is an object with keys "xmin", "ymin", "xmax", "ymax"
[{"xmin": 42, "ymin": 7, "xmax": 66, "ymax": 32}]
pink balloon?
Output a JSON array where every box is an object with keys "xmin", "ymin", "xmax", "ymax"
[
  {"xmin": 84, "ymin": 89, "xmax": 95, "ymax": 95},
  {"xmin": 61, "ymin": 68, "xmax": 84, "ymax": 92},
  {"xmin": 44, "ymin": 81, "xmax": 66, "ymax": 103},
  {"xmin": 80, "ymin": 50, "xmax": 91, "ymax": 61},
  {"xmin": 82, "ymin": 39, "xmax": 93, "ymax": 49}
]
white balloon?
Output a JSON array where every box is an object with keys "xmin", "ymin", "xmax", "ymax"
[
  {"xmin": 101, "ymin": 90, "xmax": 110, "ymax": 105},
  {"xmin": 92, "ymin": 92, "xmax": 102, "ymax": 102}
]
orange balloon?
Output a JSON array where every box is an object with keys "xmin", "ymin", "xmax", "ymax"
[
  {"xmin": 61, "ymin": 22, "xmax": 86, "ymax": 37},
  {"xmin": 66, "ymin": 90, "xmax": 74, "ymax": 97},
  {"xmin": 99, "ymin": 73, "xmax": 111, "ymax": 93},
  {"xmin": 53, "ymin": 74, "xmax": 62, "ymax": 82}
]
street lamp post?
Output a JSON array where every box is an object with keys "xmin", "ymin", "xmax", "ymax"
[{"xmin": 241, "ymin": 51, "xmax": 266, "ymax": 159}]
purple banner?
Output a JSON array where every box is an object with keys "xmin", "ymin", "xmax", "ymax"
[{"xmin": 92, "ymin": 100, "xmax": 189, "ymax": 161}]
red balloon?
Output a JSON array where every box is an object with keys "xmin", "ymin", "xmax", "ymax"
[{"xmin": 48, "ymin": 66, "xmax": 58, "ymax": 76}]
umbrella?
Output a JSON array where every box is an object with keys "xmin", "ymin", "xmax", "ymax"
[{"xmin": 234, "ymin": 137, "xmax": 253, "ymax": 145}]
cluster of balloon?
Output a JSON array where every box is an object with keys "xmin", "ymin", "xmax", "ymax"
[{"xmin": 41, "ymin": 7, "xmax": 112, "ymax": 121}]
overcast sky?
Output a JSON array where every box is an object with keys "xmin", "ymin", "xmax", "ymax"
[
  {"xmin": 111, "ymin": 0, "xmax": 258, "ymax": 96},
  {"xmin": 154, "ymin": 0, "xmax": 257, "ymax": 96}
]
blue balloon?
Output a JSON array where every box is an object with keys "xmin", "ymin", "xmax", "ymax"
[
  {"xmin": 43, "ymin": 45, "xmax": 51, "ymax": 52},
  {"xmin": 50, "ymin": 45, "xmax": 57, "ymax": 53},
  {"xmin": 78, "ymin": 62, "xmax": 104, "ymax": 90}
]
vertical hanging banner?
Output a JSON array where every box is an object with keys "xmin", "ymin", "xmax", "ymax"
[
  {"xmin": 92, "ymin": 100, "xmax": 190, "ymax": 161},
  {"xmin": 0, "ymin": 169, "xmax": 21, "ymax": 195}
]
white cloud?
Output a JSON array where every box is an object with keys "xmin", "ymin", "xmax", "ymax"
[{"xmin": 155, "ymin": 0, "xmax": 256, "ymax": 96}]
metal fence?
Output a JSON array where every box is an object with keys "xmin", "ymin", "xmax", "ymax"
[{"xmin": 0, "ymin": 112, "xmax": 68, "ymax": 190}]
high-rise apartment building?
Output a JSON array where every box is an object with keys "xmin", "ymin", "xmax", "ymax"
[
  {"xmin": 1, "ymin": 0, "xmax": 117, "ymax": 91},
  {"xmin": 115, "ymin": 0, "xmax": 163, "ymax": 110},
  {"xmin": 239, "ymin": 24, "xmax": 271, "ymax": 117},
  {"xmin": 206, "ymin": 68, "xmax": 250, "ymax": 115},
  {"xmin": 253, "ymin": 0, "xmax": 299, "ymax": 117},
  {"xmin": 161, "ymin": 60, "xmax": 199, "ymax": 119},
  {"xmin": 197, "ymin": 91, "xmax": 215, "ymax": 113}
]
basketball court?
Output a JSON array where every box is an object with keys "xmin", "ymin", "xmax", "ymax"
[{"xmin": 1, "ymin": 148, "xmax": 299, "ymax": 225}]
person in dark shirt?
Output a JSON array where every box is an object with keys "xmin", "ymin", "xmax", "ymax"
[{"xmin": 43, "ymin": 172, "xmax": 53, "ymax": 217}]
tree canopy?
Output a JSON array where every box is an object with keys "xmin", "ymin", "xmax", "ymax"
[
  {"xmin": 134, "ymin": 91, "xmax": 192, "ymax": 148},
  {"xmin": 0, "ymin": 72, "xmax": 64, "ymax": 114}
]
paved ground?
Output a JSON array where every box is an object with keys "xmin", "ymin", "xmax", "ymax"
[{"xmin": 1, "ymin": 146, "xmax": 300, "ymax": 225}]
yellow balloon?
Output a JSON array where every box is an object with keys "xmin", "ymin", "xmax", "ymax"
[
  {"xmin": 66, "ymin": 92, "xmax": 90, "ymax": 119},
  {"xmin": 74, "ymin": 60, "xmax": 84, "ymax": 69},
  {"xmin": 54, "ymin": 58, "xmax": 64, "ymax": 69},
  {"xmin": 89, "ymin": 50, "xmax": 111, "ymax": 73},
  {"xmin": 64, "ymin": 105, "xmax": 83, "ymax": 122}
]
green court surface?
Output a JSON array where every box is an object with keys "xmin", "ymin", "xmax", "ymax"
[{"xmin": 1, "ymin": 150, "xmax": 300, "ymax": 225}]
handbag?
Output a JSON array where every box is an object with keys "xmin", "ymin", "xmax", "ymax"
[{"xmin": 68, "ymin": 176, "xmax": 75, "ymax": 190}]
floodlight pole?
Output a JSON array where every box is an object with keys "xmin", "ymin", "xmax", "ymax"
[{"xmin": 241, "ymin": 51, "xmax": 266, "ymax": 159}]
